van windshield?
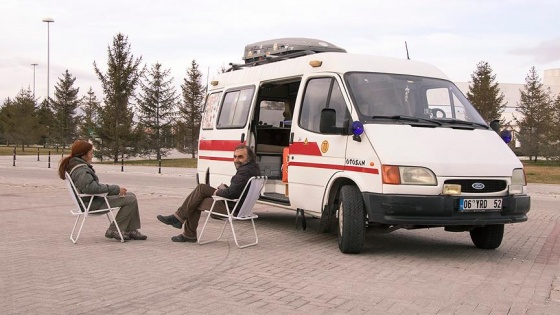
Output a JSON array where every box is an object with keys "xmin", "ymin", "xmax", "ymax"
[{"xmin": 345, "ymin": 72, "xmax": 487, "ymax": 127}]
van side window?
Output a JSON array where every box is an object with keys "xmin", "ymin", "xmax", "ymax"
[
  {"xmin": 201, "ymin": 92, "xmax": 223, "ymax": 130},
  {"xmin": 329, "ymin": 82, "xmax": 351, "ymax": 128},
  {"xmin": 300, "ymin": 78, "xmax": 350, "ymax": 133},
  {"xmin": 217, "ymin": 87, "xmax": 255, "ymax": 129}
]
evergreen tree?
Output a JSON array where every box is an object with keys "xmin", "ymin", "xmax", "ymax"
[
  {"xmin": 136, "ymin": 63, "xmax": 178, "ymax": 159},
  {"xmin": 36, "ymin": 99, "xmax": 55, "ymax": 147},
  {"xmin": 50, "ymin": 70, "xmax": 80, "ymax": 148},
  {"xmin": 0, "ymin": 89, "xmax": 41, "ymax": 150},
  {"xmin": 514, "ymin": 67, "xmax": 552, "ymax": 162},
  {"xmin": 79, "ymin": 88, "xmax": 101, "ymax": 141},
  {"xmin": 0, "ymin": 97, "xmax": 12, "ymax": 144},
  {"xmin": 545, "ymin": 94, "xmax": 560, "ymax": 161},
  {"xmin": 466, "ymin": 61, "xmax": 506, "ymax": 122},
  {"xmin": 177, "ymin": 60, "xmax": 205, "ymax": 158},
  {"xmin": 93, "ymin": 33, "xmax": 143, "ymax": 162}
]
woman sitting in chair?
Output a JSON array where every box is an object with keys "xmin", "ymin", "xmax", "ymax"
[{"xmin": 58, "ymin": 139, "xmax": 147, "ymax": 241}]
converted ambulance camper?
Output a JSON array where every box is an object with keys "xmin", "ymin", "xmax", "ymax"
[{"xmin": 197, "ymin": 38, "xmax": 530, "ymax": 254}]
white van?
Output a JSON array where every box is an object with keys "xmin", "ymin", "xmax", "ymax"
[{"xmin": 197, "ymin": 38, "xmax": 530, "ymax": 254}]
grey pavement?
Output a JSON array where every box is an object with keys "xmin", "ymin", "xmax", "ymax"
[{"xmin": 1, "ymin": 155, "xmax": 560, "ymax": 314}]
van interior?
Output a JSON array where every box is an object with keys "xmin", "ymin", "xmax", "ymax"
[{"xmin": 251, "ymin": 79, "xmax": 301, "ymax": 204}]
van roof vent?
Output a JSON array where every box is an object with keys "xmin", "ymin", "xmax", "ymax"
[{"xmin": 228, "ymin": 38, "xmax": 346, "ymax": 71}]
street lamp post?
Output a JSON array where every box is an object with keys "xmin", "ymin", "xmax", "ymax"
[
  {"xmin": 31, "ymin": 63, "xmax": 38, "ymax": 99},
  {"xmin": 42, "ymin": 17, "xmax": 54, "ymax": 105}
]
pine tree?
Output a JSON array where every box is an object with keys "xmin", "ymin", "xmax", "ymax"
[
  {"xmin": 545, "ymin": 94, "xmax": 560, "ymax": 161},
  {"xmin": 177, "ymin": 60, "xmax": 205, "ymax": 158},
  {"xmin": 514, "ymin": 67, "xmax": 552, "ymax": 162},
  {"xmin": 79, "ymin": 88, "xmax": 101, "ymax": 141},
  {"xmin": 50, "ymin": 70, "xmax": 80, "ymax": 149},
  {"xmin": 36, "ymin": 99, "xmax": 54, "ymax": 147},
  {"xmin": 94, "ymin": 33, "xmax": 143, "ymax": 162},
  {"xmin": 0, "ymin": 97, "xmax": 13, "ymax": 144},
  {"xmin": 0, "ymin": 89, "xmax": 41, "ymax": 150},
  {"xmin": 466, "ymin": 61, "xmax": 506, "ymax": 122},
  {"xmin": 136, "ymin": 63, "xmax": 178, "ymax": 159}
]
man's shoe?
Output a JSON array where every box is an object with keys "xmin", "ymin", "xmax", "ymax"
[
  {"xmin": 171, "ymin": 234, "xmax": 197, "ymax": 243},
  {"xmin": 157, "ymin": 214, "xmax": 182, "ymax": 229},
  {"xmin": 127, "ymin": 230, "xmax": 147, "ymax": 240},
  {"xmin": 105, "ymin": 228, "xmax": 130, "ymax": 241}
]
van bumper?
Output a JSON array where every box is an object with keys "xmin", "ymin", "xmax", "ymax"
[{"xmin": 362, "ymin": 193, "xmax": 530, "ymax": 226}]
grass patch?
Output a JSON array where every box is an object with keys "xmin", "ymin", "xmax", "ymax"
[
  {"xmin": 0, "ymin": 145, "xmax": 68, "ymax": 155},
  {"xmin": 522, "ymin": 161, "xmax": 560, "ymax": 184}
]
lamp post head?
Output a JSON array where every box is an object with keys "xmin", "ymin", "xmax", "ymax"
[{"xmin": 42, "ymin": 17, "xmax": 54, "ymax": 23}]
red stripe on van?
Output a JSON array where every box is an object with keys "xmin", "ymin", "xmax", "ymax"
[
  {"xmin": 290, "ymin": 162, "xmax": 379, "ymax": 174},
  {"xmin": 289, "ymin": 142, "xmax": 322, "ymax": 156},
  {"xmin": 199, "ymin": 140, "xmax": 244, "ymax": 151},
  {"xmin": 199, "ymin": 156, "xmax": 233, "ymax": 162},
  {"xmin": 344, "ymin": 165, "xmax": 379, "ymax": 174}
]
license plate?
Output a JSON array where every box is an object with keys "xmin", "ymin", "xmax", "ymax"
[{"xmin": 459, "ymin": 198, "xmax": 502, "ymax": 211}]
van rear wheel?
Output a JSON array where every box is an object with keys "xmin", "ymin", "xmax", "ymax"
[
  {"xmin": 338, "ymin": 185, "xmax": 366, "ymax": 254},
  {"xmin": 469, "ymin": 224, "xmax": 504, "ymax": 249}
]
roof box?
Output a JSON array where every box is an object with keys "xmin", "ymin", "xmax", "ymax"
[{"xmin": 242, "ymin": 38, "xmax": 346, "ymax": 64}]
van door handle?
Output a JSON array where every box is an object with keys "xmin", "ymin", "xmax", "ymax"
[
  {"xmin": 289, "ymin": 132, "xmax": 294, "ymax": 144},
  {"xmin": 241, "ymin": 133, "xmax": 245, "ymax": 143}
]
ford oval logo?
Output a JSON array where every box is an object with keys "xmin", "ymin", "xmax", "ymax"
[{"xmin": 472, "ymin": 183, "xmax": 485, "ymax": 190}]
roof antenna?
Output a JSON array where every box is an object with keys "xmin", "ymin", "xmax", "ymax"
[{"xmin": 405, "ymin": 41, "xmax": 410, "ymax": 60}]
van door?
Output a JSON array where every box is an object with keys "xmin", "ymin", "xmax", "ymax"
[
  {"xmin": 288, "ymin": 75, "xmax": 352, "ymax": 215},
  {"xmin": 198, "ymin": 85, "xmax": 256, "ymax": 186}
]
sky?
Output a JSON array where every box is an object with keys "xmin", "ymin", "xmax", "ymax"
[{"xmin": 1, "ymin": 0, "xmax": 559, "ymax": 104}]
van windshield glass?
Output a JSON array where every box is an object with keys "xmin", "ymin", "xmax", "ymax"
[{"xmin": 345, "ymin": 72, "xmax": 487, "ymax": 126}]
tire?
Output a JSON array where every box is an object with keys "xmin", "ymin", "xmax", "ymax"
[
  {"xmin": 337, "ymin": 185, "xmax": 366, "ymax": 254},
  {"xmin": 469, "ymin": 224, "xmax": 504, "ymax": 249}
]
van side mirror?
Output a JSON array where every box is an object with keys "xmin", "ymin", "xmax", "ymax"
[
  {"xmin": 490, "ymin": 119, "xmax": 500, "ymax": 133},
  {"xmin": 320, "ymin": 108, "xmax": 340, "ymax": 134}
]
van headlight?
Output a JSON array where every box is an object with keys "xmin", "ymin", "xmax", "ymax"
[
  {"xmin": 509, "ymin": 168, "xmax": 527, "ymax": 194},
  {"xmin": 382, "ymin": 165, "xmax": 437, "ymax": 185}
]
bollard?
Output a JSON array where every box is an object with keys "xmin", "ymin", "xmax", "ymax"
[
  {"xmin": 12, "ymin": 149, "xmax": 16, "ymax": 167},
  {"xmin": 158, "ymin": 159, "xmax": 161, "ymax": 174},
  {"xmin": 48, "ymin": 151, "xmax": 51, "ymax": 168},
  {"xmin": 37, "ymin": 147, "xmax": 40, "ymax": 161},
  {"xmin": 121, "ymin": 153, "xmax": 124, "ymax": 172}
]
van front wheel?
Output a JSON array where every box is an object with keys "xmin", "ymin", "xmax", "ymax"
[
  {"xmin": 338, "ymin": 185, "xmax": 366, "ymax": 254},
  {"xmin": 469, "ymin": 224, "xmax": 504, "ymax": 249}
]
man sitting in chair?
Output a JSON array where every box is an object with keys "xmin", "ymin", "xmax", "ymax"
[{"xmin": 157, "ymin": 144, "xmax": 261, "ymax": 243}]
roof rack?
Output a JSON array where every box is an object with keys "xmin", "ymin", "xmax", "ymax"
[{"xmin": 227, "ymin": 38, "xmax": 346, "ymax": 71}]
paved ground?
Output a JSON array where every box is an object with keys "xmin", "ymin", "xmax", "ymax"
[{"xmin": 1, "ymin": 155, "xmax": 560, "ymax": 314}]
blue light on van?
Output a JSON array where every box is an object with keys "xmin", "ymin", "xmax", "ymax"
[
  {"xmin": 500, "ymin": 130, "xmax": 512, "ymax": 144},
  {"xmin": 352, "ymin": 121, "xmax": 364, "ymax": 136},
  {"xmin": 351, "ymin": 121, "xmax": 364, "ymax": 142}
]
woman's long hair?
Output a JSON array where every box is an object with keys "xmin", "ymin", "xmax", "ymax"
[{"xmin": 57, "ymin": 140, "xmax": 93, "ymax": 179}]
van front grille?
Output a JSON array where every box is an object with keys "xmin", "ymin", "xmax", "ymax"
[{"xmin": 444, "ymin": 179, "xmax": 507, "ymax": 193}]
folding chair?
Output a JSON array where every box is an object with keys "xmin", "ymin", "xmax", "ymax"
[
  {"xmin": 64, "ymin": 172, "xmax": 124, "ymax": 243},
  {"xmin": 198, "ymin": 176, "xmax": 267, "ymax": 248}
]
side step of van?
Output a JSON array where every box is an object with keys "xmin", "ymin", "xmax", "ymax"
[{"xmin": 260, "ymin": 192, "xmax": 290, "ymax": 205}]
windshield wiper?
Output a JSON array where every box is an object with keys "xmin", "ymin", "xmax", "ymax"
[
  {"xmin": 436, "ymin": 118, "xmax": 489, "ymax": 129},
  {"xmin": 371, "ymin": 115, "xmax": 442, "ymax": 126}
]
